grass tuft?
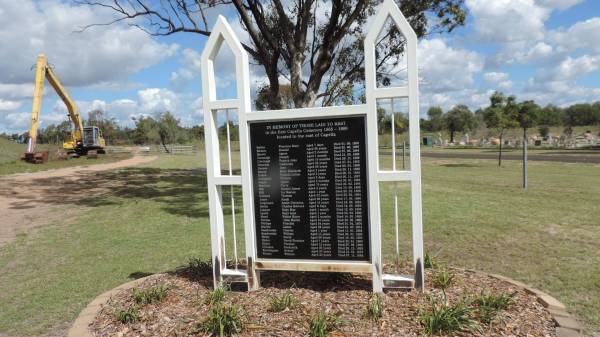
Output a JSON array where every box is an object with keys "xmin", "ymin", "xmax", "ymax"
[
  {"xmin": 204, "ymin": 283, "xmax": 229, "ymax": 306},
  {"xmin": 132, "ymin": 285, "xmax": 168, "ymax": 305},
  {"xmin": 308, "ymin": 311, "xmax": 344, "ymax": 337},
  {"xmin": 433, "ymin": 269, "xmax": 455, "ymax": 290},
  {"xmin": 188, "ymin": 257, "xmax": 212, "ymax": 277},
  {"xmin": 268, "ymin": 291, "xmax": 296, "ymax": 312},
  {"xmin": 114, "ymin": 305, "xmax": 140, "ymax": 324},
  {"xmin": 364, "ymin": 294, "xmax": 383, "ymax": 321},
  {"xmin": 424, "ymin": 252, "xmax": 439, "ymax": 269},
  {"xmin": 419, "ymin": 296, "xmax": 474, "ymax": 335},
  {"xmin": 473, "ymin": 291, "xmax": 514, "ymax": 324},
  {"xmin": 200, "ymin": 304, "xmax": 244, "ymax": 337}
]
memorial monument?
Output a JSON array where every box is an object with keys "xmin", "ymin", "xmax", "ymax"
[{"xmin": 202, "ymin": 0, "xmax": 424, "ymax": 293}]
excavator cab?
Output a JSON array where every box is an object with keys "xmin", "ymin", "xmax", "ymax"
[{"xmin": 83, "ymin": 126, "xmax": 104, "ymax": 148}]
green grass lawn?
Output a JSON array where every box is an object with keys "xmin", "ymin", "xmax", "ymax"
[
  {"xmin": 0, "ymin": 153, "xmax": 599, "ymax": 336},
  {"xmin": 0, "ymin": 138, "xmax": 132, "ymax": 175}
]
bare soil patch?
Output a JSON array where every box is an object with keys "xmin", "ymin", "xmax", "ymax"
[
  {"xmin": 91, "ymin": 267, "xmax": 556, "ymax": 337},
  {"xmin": 0, "ymin": 155, "xmax": 157, "ymax": 247}
]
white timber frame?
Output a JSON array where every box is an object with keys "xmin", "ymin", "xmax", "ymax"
[{"xmin": 201, "ymin": 0, "xmax": 424, "ymax": 293}]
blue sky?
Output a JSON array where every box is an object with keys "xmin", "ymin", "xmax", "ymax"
[{"xmin": 1, "ymin": 0, "xmax": 599, "ymax": 134}]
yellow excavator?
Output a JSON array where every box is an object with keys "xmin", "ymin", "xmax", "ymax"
[{"xmin": 22, "ymin": 54, "xmax": 105, "ymax": 163}]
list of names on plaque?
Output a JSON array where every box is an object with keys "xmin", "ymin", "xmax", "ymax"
[{"xmin": 250, "ymin": 116, "xmax": 369, "ymax": 261}]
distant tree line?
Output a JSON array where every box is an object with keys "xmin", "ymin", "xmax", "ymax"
[
  {"xmin": 2, "ymin": 95, "xmax": 599, "ymax": 149},
  {"xmin": 2, "ymin": 110, "xmax": 205, "ymax": 147},
  {"xmin": 422, "ymin": 95, "xmax": 600, "ymax": 142}
]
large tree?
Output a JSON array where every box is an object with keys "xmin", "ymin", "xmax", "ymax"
[
  {"xmin": 77, "ymin": 0, "xmax": 466, "ymax": 109},
  {"xmin": 444, "ymin": 104, "xmax": 476, "ymax": 143},
  {"xmin": 426, "ymin": 106, "xmax": 445, "ymax": 133},
  {"xmin": 483, "ymin": 91, "xmax": 518, "ymax": 166}
]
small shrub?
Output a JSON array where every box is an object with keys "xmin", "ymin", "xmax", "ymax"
[
  {"xmin": 473, "ymin": 291, "xmax": 514, "ymax": 324},
  {"xmin": 114, "ymin": 305, "xmax": 139, "ymax": 324},
  {"xmin": 364, "ymin": 294, "xmax": 383, "ymax": 321},
  {"xmin": 204, "ymin": 283, "xmax": 229, "ymax": 306},
  {"xmin": 308, "ymin": 311, "xmax": 344, "ymax": 337},
  {"xmin": 433, "ymin": 270, "xmax": 455, "ymax": 290},
  {"xmin": 419, "ymin": 297, "xmax": 474, "ymax": 335},
  {"xmin": 132, "ymin": 285, "xmax": 168, "ymax": 305},
  {"xmin": 200, "ymin": 304, "xmax": 244, "ymax": 337},
  {"xmin": 188, "ymin": 257, "xmax": 212, "ymax": 277},
  {"xmin": 424, "ymin": 252, "xmax": 439, "ymax": 269},
  {"xmin": 268, "ymin": 291, "xmax": 296, "ymax": 312}
]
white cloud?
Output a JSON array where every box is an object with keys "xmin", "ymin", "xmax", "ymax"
[
  {"xmin": 466, "ymin": 0, "xmax": 549, "ymax": 43},
  {"xmin": 551, "ymin": 18, "xmax": 600, "ymax": 54},
  {"xmin": 0, "ymin": 84, "xmax": 35, "ymax": 100},
  {"xmin": 418, "ymin": 39, "xmax": 484, "ymax": 92},
  {"xmin": 536, "ymin": 0, "xmax": 584, "ymax": 10},
  {"xmin": 3, "ymin": 112, "xmax": 31, "ymax": 130},
  {"xmin": 483, "ymin": 72, "xmax": 513, "ymax": 90},
  {"xmin": 41, "ymin": 87, "xmax": 200, "ymax": 131},
  {"xmin": 0, "ymin": 99, "xmax": 23, "ymax": 111},
  {"xmin": 0, "ymin": 0, "xmax": 178, "ymax": 87},
  {"xmin": 138, "ymin": 88, "xmax": 180, "ymax": 113}
]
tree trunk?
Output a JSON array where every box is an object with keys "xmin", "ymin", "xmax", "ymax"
[
  {"xmin": 498, "ymin": 133, "xmax": 503, "ymax": 167},
  {"xmin": 523, "ymin": 128, "xmax": 528, "ymax": 189},
  {"xmin": 450, "ymin": 130, "xmax": 455, "ymax": 143}
]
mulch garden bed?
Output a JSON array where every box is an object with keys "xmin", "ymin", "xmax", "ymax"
[{"xmin": 90, "ymin": 265, "xmax": 556, "ymax": 336}]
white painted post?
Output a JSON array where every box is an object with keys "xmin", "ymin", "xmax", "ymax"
[
  {"xmin": 201, "ymin": 16, "xmax": 258, "ymax": 290},
  {"xmin": 225, "ymin": 109, "xmax": 238, "ymax": 270},
  {"xmin": 364, "ymin": 0, "xmax": 425, "ymax": 291},
  {"xmin": 391, "ymin": 98, "xmax": 400, "ymax": 269},
  {"xmin": 364, "ymin": 16, "xmax": 384, "ymax": 293}
]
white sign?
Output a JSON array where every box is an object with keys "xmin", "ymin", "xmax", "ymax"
[{"xmin": 202, "ymin": 0, "xmax": 424, "ymax": 292}]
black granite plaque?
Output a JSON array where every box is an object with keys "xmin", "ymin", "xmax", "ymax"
[{"xmin": 250, "ymin": 116, "xmax": 370, "ymax": 261}]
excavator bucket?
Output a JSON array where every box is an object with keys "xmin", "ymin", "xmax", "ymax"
[
  {"xmin": 87, "ymin": 150, "xmax": 98, "ymax": 159},
  {"xmin": 21, "ymin": 151, "xmax": 49, "ymax": 164}
]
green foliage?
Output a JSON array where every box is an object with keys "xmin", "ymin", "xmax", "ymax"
[
  {"xmin": 516, "ymin": 100, "xmax": 541, "ymax": 130},
  {"xmin": 364, "ymin": 294, "xmax": 383, "ymax": 321},
  {"xmin": 483, "ymin": 91, "xmax": 519, "ymax": 134},
  {"xmin": 424, "ymin": 251, "xmax": 438, "ymax": 269},
  {"xmin": 132, "ymin": 285, "xmax": 168, "ymax": 305},
  {"xmin": 433, "ymin": 270, "xmax": 455, "ymax": 290},
  {"xmin": 565, "ymin": 103, "xmax": 600, "ymax": 127},
  {"xmin": 114, "ymin": 305, "xmax": 140, "ymax": 324},
  {"xmin": 158, "ymin": 112, "xmax": 190, "ymax": 145},
  {"xmin": 473, "ymin": 291, "xmax": 514, "ymax": 324},
  {"xmin": 188, "ymin": 257, "xmax": 212, "ymax": 277},
  {"xmin": 200, "ymin": 304, "xmax": 244, "ymax": 337},
  {"xmin": 204, "ymin": 283, "xmax": 229, "ymax": 306},
  {"xmin": 538, "ymin": 125, "xmax": 550, "ymax": 138},
  {"xmin": 444, "ymin": 104, "xmax": 478, "ymax": 142},
  {"xmin": 538, "ymin": 104, "xmax": 564, "ymax": 127},
  {"xmin": 268, "ymin": 291, "xmax": 297, "ymax": 312},
  {"xmin": 426, "ymin": 106, "xmax": 445, "ymax": 132},
  {"xmin": 308, "ymin": 311, "xmax": 344, "ymax": 337},
  {"xmin": 419, "ymin": 297, "xmax": 474, "ymax": 335},
  {"xmin": 133, "ymin": 115, "xmax": 161, "ymax": 144}
]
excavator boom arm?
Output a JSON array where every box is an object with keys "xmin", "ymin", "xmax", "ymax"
[
  {"xmin": 45, "ymin": 66, "xmax": 83, "ymax": 132},
  {"xmin": 26, "ymin": 54, "xmax": 84, "ymax": 153}
]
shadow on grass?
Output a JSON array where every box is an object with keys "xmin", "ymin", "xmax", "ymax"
[
  {"xmin": 128, "ymin": 271, "xmax": 155, "ymax": 279},
  {"xmin": 439, "ymin": 163, "xmax": 483, "ymax": 168},
  {"xmin": 0, "ymin": 166, "xmax": 213, "ymax": 219}
]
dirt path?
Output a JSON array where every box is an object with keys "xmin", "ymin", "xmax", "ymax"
[{"xmin": 0, "ymin": 155, "xmax": 157, "ymax": 247}]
